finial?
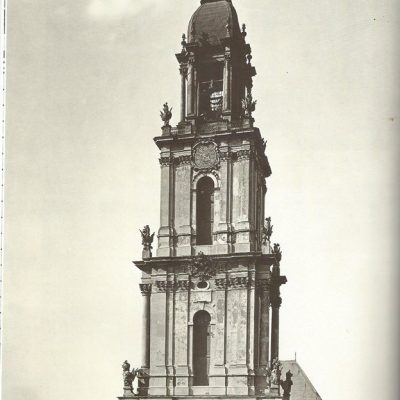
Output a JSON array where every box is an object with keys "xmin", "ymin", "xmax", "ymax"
[
  {"xmin": 242, "ymin": 23, "xmax": 247, "ymax": 38},
  {"xmin": 181, "ymin": 33, "xmax": 187, "ymax": 49}
]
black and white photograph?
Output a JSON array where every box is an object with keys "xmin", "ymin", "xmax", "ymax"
[{"xmin": 1, "ymin": 1, "xmax": 399, "ymax": 400}]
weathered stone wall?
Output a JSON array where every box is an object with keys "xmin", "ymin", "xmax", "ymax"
[
  {"xmin": 143, "ymin": 258, "xmax": 273, "ymax": 397},
  {"xmin": 155, "ymin": 129, "xmax": 268, "ymax": 258}
]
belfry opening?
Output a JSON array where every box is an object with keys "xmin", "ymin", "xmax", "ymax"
[{"xmin": 196, "ymin": 177, "xmax": 214, "ymax": 245}]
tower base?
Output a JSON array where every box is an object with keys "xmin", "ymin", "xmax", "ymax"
[{"xmin": 118, "ymin": 397, "xmax": 282, "ymax": 400}]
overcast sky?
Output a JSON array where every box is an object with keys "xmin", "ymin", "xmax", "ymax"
[{"xmin": 3, "ymin": 1, "xmax": 399, "ymax": 399}]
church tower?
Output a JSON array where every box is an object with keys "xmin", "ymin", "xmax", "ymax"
[{"xmin": 123, "ymin": 1, "xmax": 288, "ymax": 399}]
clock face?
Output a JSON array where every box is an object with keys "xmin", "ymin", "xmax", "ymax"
[{"xmin": 193, "ymin": 142, "xmax": 219, "ymax": 170}]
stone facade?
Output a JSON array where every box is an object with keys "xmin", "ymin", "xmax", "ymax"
[
  {"xmin": 156, "ymin": 121, "xmax": 270, "ymax": 258},
  {"xmin": 134, "ymin": 252, "xmax": 283, "ymax": 397}
]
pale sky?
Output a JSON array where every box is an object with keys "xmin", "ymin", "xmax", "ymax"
[{"xmin": 3, "ymin": 1, "xmax": 399, "ymax": 399}]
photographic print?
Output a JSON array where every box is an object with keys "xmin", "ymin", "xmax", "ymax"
[{"xmin": 2, "ymin": 1, "xmax": 399, "ymax": 400}]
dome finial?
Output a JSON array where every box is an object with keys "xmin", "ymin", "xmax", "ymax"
[{"xmin": 242, "ymin": 23, "xmax": 247, "ymax": 38}]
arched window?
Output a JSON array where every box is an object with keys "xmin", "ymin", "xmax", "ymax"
[
  {"xmin": 196, "ymin": 177, "xmax": 214, "ymax": 245},
  {"xmin": 193, "ymin": 310, "xmax": 211, "ymax": 386}
]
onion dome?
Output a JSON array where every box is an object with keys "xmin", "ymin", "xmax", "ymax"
[{"xmin": 188, "ymin": 0, "xmax": 241, "ymax": 46}]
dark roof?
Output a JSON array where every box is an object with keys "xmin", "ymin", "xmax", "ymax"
[{"xmin": 188, "ymin": 0, "xmax": 241, "ymax": 46}]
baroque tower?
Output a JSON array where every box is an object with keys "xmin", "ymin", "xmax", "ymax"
[{"xmin": 122, "ymin": 1, "xmax": 289, "ymax": 399}]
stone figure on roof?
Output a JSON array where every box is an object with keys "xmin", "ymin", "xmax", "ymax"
[
  {"xmin": 280, "ymin": 370, "xmax": 294, "ymax": 399},
  {"xmin": 122, "ymin": 360, "xmax": 138, "ymax": 394},
  {"xmin": 160, "ymin": 102, "xmax": 172, "ymax": 126}
]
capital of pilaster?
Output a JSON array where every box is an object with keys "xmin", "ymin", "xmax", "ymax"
[
  {"xmin": 155, "ymin": 280, "xmax": 168, "ymax": 292},
  {"xmin": 228, "ymin": 276, "xmax": 249, "ymax": 289},
  {"xmin": 179, "ymin": 65, "xmax": 188, "ymax": 77},
  {"xmin": 188, "ymin": 54, "xmax": 196, "ymax": 65},
  {"xmin": 219, "ymin": 151, "xmax": 232, "ymax": 161},
  {"xmin": 175, "ymin": 155, "xmax": 192, "ymax": 166},
  {"xmin": 176, "ymin": 280, "xmax": 190, "ymax": 291},
  {"xmin": 270, "ymin": 295, "xmax": 282, "ymax": 308},
  {"xmin": 159, "ymin": 156, "xmax": 173, "ymax": 166},
  {"xmin": 215, "ymin": 278, "xmax": 228, "ymax": 290},
  {"xmin": 139, "ymin": 283, "xmax": 152, "ymax": 296},
  {"xmin": 256, "ymin": 279, "xmax": 271, "ymax": 291},
  {"xmin": 235, "ymin": 149, "xmax": 253, "ymax": 161}
]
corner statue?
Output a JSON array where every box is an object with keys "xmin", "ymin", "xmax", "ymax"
[
  {"xmin": 271, "ymin": 358, "xmax": 282, "ymax": 386},
  {"xmin": 160, "ymin": 102, "xmax": 172, "ymax": 126},
  {"xmin": 241, "ymin": 92, "xmax": 257, "ymax": 118},
  {"xmin": 140, "ymin": 225, "xmax": 154, "ymax": 260},
  {"xmin": 122, "ymin": 361, "xmax": 138, "ymax": 396}
]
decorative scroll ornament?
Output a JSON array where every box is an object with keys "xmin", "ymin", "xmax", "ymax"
[
  {"xmin": 140, "ymin": 225, "xmax": 154, "ymax": 259},
  {"xmin": 192, "ymin": 141, "xmax": 219, "ymax": 171},
  {"xmin": 241, "ymin": 92, "xmax": 257, "ymax": 118},
  {"xmin": 188, "ymin": 252, "xmax": 215, "ymax": 282},
  {"xmin": 160, "ymin": 102, "xmax": 172, "ymax": 126},
  {"xmin": 122, "ymin": 360, "xmax": 138, "ymax": 394}
]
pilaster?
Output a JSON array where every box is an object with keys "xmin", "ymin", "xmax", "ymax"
[
  {"xmin": 234, "ymin": 149, "xmax": 252, "ymax": 253},
  {"xmin": 174, "ymin": 155, "xmax": 193, "ymax": 256},
  {"xmin": 157, "ymin": 155, "xmax": 174, "ymax": 257}
]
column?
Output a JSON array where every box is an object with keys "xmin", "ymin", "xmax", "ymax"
[
  {"xmin": 270, "ymin": 295, "xmax": 282, "ymax": 362},
  {"xmin": 140, "ymin": 284, "xmax": 151, "ymax": 368},
  {"xmin": 157, "ymin": 155, "xmax": 174, "ymax": 257},
  {"xmin": 175, "ymin": 157, "xmax": 192, "ymax": 256},
  {"xmin": 223, "ymin": 51, "xmax": 232, "ymax": 114},
  {"xmin": 247, "ymin": 270, "xmax": 256, "ymax": 395},
  {"xmin": 234, "ymin": 150, "xmax": 251, "ymax": 252},
  {"xmin": 258, "ymin": 280, "xmax": 270, "ymax": 368},
  {"xmin": 187, "ymin": 56, "xmax": 195, "ymax": 117},
  {"xmin": 216, "ymin": 149, "xmax": 232, "ymax": 254},
  {"xmin": 174, "ymin": 279, "xmax": 190, "ymax": 395},
  {"xmin": 139, "ymin": 283, "xmax": 151, "ymax": 396},
  {"xmin": 149, "ymin": 281, "xmax": 167, "ymax": 395},
  {"xmin": 226, "ymin": 276, "xmax": 248, "ymax": 395},
  {"xmin": 179, "ymin": 65, "xmax": 187, "ymax": 122},
  {"xmin": 166, "ymin": 277, "xmax": 175, "ymax": 395}
]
